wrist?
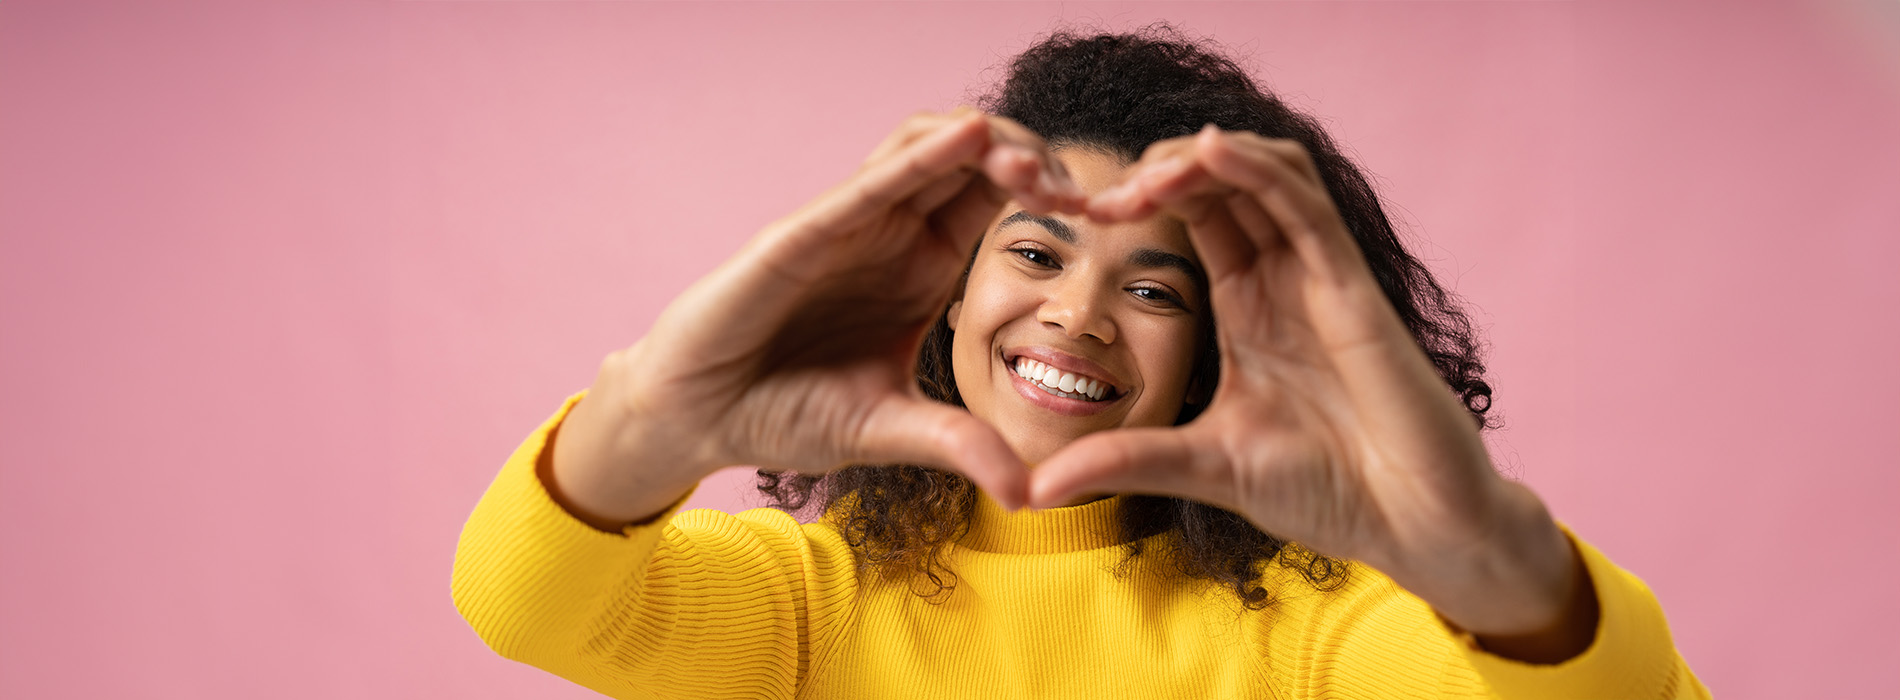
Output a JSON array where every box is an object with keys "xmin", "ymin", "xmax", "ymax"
[
  {"xmin": 1388, "ymin": 481, "xmax": 1590, "ymax": 644},
  {"xmin": 544, "ymin": 392, "xmax": 718, "ymax": 531},
  {"xmin": 1462, "ymin": 533, "xmax": 1599, "ymax": 664}
]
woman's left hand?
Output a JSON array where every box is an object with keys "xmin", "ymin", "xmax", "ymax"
[{"xmin": 1028, "ymin": 126, "xmax": 1594, "ymax": 655}]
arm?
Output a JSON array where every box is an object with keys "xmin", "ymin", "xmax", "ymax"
[
  {"xmin": 1375, "ymin": 480, "xmax": 1710, "ymax": 698},
  {"xmin": 1285, "ymin": 522, "xmax": 1709, "ymax": 700},
  {"xmin": 1024, "ymin": 126, "xmax": 1708, "ymax": 698},
  {"xmin": 453, "ymin": 109, "xmax": 1078, "ymax": 695},
  {"xmin": 1435, "ymin": 523, "xmax": 1713, "ymax": 700},
  {"xmin": 451, "ymin": 393, "xmax": 859, "ymax": 700}
]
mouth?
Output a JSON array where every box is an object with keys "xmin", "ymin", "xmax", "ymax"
[{"xmin": 1003, "ymin": 349, "xmax": 1124, "ymax": 405}]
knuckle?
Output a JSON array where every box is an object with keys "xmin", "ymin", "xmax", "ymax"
[
  {"xmin": 1001, "ymin": 123, "xmax": 1046, "ymax": 149},
  {"xmin": 1269, "ymin": 139, "xmax": 1314, "ymax": 162},
  {"xmin": 883, "ymin": 113, "xmax": 944, "ymax": 145},
  {"xmin": 1228, "ymin": 130, "xmax": 1268, "ymax": 146},
  {"xmin": 1141, "ymin": 137, "xmax": 1193, "ymax": 162},
  {"xmin": 598, "ymin": 348, "xmax": 631, "ymax": 375},
  {"xmin": 936, "ymin": 415, "xmax": 978, "ymax": 451}
]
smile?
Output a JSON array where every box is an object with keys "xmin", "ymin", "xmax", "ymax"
[{"xmin": 1010, "ymin": 356, "xmax": 1116, "ymax": 402}]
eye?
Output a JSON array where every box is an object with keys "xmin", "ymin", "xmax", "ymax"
[
  {"xmin": 1130, "ymin": 285, "xmax": 1185, "ymax": 307},
  {"xmin": 1009, "ymin": 246, "xmax": 1058, "ymax": 268}
]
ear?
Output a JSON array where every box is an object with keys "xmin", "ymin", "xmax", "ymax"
[{"xmin": 946, "ymin": 300, "xmax": 963, "ymax": 330}]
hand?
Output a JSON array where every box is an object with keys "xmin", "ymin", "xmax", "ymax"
[
  {"xmin": 1030, "ymin": 126, "xmax": 1586, "ymax": 644},
  {"xmin": 554, "ymin": 109, "xmax": 1085, "ymax": 525}
]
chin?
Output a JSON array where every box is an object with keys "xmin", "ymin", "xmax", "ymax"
[{"xmin": 1004, "ymin": 426, "xmax": 1099, "ymax": 466}]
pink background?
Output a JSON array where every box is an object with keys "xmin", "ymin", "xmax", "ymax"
[{"xmin": 3, "ymin": 1, "xmax": 1896, "ymax": 697}]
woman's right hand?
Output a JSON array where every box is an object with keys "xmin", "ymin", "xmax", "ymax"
[{"xmin": 547, "ymin": 108, "xmax": 1084, "ymax": 528}]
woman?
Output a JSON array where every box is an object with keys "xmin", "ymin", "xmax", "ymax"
[{"xmin": 453, "ymin": 28, "xmax": 1708, "ymax": 699}]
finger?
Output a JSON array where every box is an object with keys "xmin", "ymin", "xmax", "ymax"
[
  {"xmin": 861, "ymin": 106, "xmax": 980, "ymax": 165},
  {"xmin": 1220, "ymin": 186, "xmax": 1284, "ymax": 254},
  {"xmin": 1028, "ymin": 426, "xmax": 1238, "ymax": 512},
  {"xmin": 1086, "ymin": 158, "xmax": 1201, "ymax": 221},
  {"xmin": 907, "ymin": 168, "xmax": 980, "ymax": 217},
  {"xmin": 1172, "ymin": 191, "xmax": 1261, "ymax": 284},
  {"xmin": 981, "ymin": 145, "xmax": 1063, "ymax": 213},
  {"xmin": 1256, "ymin": 135, "xmax": 1324, "ymax": 183},
  {"xmin": 855, "ymin": 397, "xmax": 1031, "ymax": 510},
  {"xmin": 1200, "ymin": 133, "xmax": 1462, "ymax": 451},
  {"xmin": 980, "ymin": 116, "xmax": 1086, "ymax": 213},
  {"xmin": 804, "ymin": 111, "xmax": 993, "ymax": 235},
  {"xmin": 864, "ymin": 111, "xmax": 1078, "ymax": 216},
  {"xmin": 983, "ymin": 116, "xmax": 1084, "ymax": 199},
  {"xmin": 923, "ymin": 170, "xmax": 1013, "ymax": 253},
  {"xmin": 1196, "ymin": 127, "xmax": 1368, "ymax": 286},
  {"xmin": 1088, "ymin": 138, "xmax": 1251, "ymax": 223}
]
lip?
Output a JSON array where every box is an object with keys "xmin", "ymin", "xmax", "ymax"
[{"xmin": 1000, "ymin": 346, "xmax": 1127, "ymax": 417}]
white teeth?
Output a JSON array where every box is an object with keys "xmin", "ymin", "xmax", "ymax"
[{"xmin": 1011, "ymin": 356, "xmax": 1112, "ymax": 402}]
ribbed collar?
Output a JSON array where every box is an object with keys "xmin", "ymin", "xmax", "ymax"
[{"xmin": 958, "ymin": 491, "xmax": 1130, "ymax": 554}]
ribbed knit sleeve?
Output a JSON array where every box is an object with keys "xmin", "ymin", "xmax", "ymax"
[
  {"xmin": 450, "ymin": 392, "xmax": 861, "ymax": 700},
  {"xmin": 1284, "ymin": 523, "xmax": 1710, "ymax": 699},
  {"xmin": 1442, "ymin": 526, "xmax": 1712, "ymax": 700}
]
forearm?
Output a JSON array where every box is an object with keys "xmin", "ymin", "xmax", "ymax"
[{"xmin": 455, "ymin": 394, "xmax": 821, "ymax": 698}]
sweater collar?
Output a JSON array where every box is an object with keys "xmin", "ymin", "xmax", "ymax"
[{"xmin": 958, "ymin": 491, "xmax": 1129, "ymax": 554}]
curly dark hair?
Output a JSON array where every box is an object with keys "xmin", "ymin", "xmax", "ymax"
[{"xmin": 757, "ymin": 24, "xmax": 1495, "ymax": 609}]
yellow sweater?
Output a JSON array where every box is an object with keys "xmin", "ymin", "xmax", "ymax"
[{"xmin": 453, "ymin": 393, "xmax": 1710, "ymax": 699}]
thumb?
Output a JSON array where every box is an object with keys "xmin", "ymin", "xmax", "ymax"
[
  {"xmin": 1030, "ymin": 426, "xmax": 1239, "ymax": 512},
  {"xmin": 854, "ymin": 397, "xmax": 1031, "ymax": 510}
]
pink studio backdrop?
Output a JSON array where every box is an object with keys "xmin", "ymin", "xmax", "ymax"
[{"xmin": 3, "ymin": 1, "xmax": 1896, "ymax": 698}]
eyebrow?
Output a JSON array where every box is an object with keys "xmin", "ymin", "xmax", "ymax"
[{"xmin": 998, "ymin": 210, "xmax": 1207, "ymax": 291}]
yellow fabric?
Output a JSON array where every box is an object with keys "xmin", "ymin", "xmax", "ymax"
[{"xmin": 453, "ymin": 393, "xmax": 1711, "ymax": 699}]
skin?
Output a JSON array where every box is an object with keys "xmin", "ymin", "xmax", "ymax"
[
  {"xmin": 948, "ymin": 147, "xmax": 1205, "ymax": 471},
  {"xmin": 543, "ymin": 110, "xmax": 1598, "ymax": 665}
]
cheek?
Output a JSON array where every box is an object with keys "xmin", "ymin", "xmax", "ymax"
[
  {"xmin": 948, "ymin": 267, "xmax": 1016, "ymax": 393},
  {"xmin": 955, "ymin": 264, "xmax": 1037, "ymax": 336},
  {"xmin": 1132, "ymin": 319, "xmax": 1203, "ymax": 406}
]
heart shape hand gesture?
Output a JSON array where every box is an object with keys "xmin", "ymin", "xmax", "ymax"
[{"xmin": 553, "ymin": 114, "xmax": 1592, "ymax": 658}]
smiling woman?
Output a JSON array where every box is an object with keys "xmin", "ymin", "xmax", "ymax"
[
  {"xmin": 752, "ymin": 36, "xmax": 1493, "ymax": 611},
  {"xmin": 452, "ymin": 24, "xmax": 1709, "ymax": 700}
]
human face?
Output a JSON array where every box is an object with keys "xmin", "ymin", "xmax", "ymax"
[{"xmin": 946, "ymin": 147, "xmax": 1207, "ymax": 466}]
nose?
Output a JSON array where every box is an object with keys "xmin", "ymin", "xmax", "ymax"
[{"xmin": 1037, "ymin": 272, "xmax": 1116, "ymax": 344}]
